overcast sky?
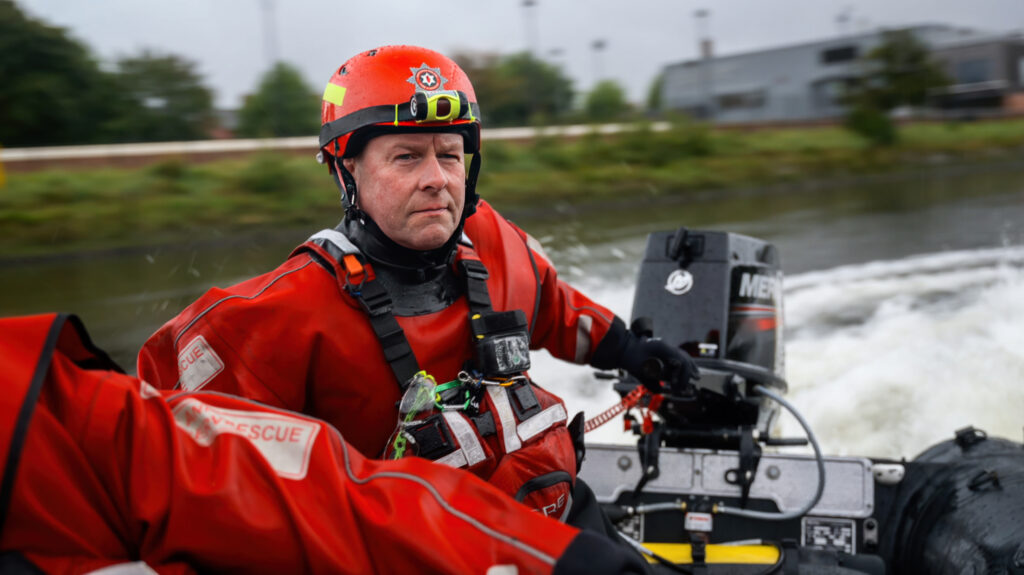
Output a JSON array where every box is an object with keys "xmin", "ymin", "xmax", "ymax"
[{"xmin": 19, "ymin": 0, "xmax": 1024, "ymax": 109}]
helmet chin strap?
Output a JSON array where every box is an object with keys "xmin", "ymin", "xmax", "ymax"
[
  {"xmin": 464, "ymin": 152, "xmax": 481, "ymax": 218},
  {"xmin": 331, "ymin": 158, "xmax": 365, "ymax": 224}
]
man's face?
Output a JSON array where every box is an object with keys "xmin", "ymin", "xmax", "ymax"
[{"xmin": 343, "ymin": 132, "xmax": 466, "ymax": 251}]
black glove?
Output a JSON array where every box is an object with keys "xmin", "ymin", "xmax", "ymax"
[
  {"xmin": 619, "ymin": 333, "xmax": 699, "ymax": 395},
  {"xmin": 591, "ymin": 318, "xmax": 699, "ymax": 395}
]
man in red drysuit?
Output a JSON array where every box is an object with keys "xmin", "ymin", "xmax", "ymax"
[
  {"xmin": 0, "ymin": 313, "xmax": 648, "ymax": 574},
  {"xmin": 137, "ymin": 45, "xmax": 697, "ymax": 530}
]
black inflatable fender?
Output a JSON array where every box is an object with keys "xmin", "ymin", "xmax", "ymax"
[{"xmin": 877, "ymin": 429, "xmax": 1024, "ymax": 574}]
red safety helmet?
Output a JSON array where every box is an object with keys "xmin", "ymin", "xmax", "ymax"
[{"xmin": 318, "ymin": 45, "xmax": 483, "ymax": 217}]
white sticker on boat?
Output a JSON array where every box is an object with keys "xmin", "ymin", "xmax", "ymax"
[
  {"xmin": 172, "ymin": 398, "xmax": 320, "ymax": 480},
  {"xmin": 177, "ymin": 335, "xmax": 224, "ymax": 391},
  {"xmin": 684, "ymin": 512, "xmax": 713, "ymax": 532}
]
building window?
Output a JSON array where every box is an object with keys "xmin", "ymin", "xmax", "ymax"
[
  {"xmin": 956, "ymin": 58, "xmax": 993, "ymax": 84},
  {"xmin": 718, "ymin": 90, "xmax": 766, "ymax": 110},
  {"xmin": 821, "ymin": 46, "xmax": 858, "ymax": 64},
  {"xmin": 813, "ymin": 78, "xmax": 855, "ymax": 108}
]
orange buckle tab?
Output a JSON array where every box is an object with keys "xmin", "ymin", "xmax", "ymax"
[
  {"xmin": 343, "ymin": 253, "xmax": 364, "ymax": 276},
  {"xmin": 342, "ymin": 253, "xmax": 367, "ymax": 291}
]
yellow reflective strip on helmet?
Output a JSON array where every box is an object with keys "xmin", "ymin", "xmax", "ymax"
[
  {"xmin": 641, "ymin": 543, "xmax": 780, "ymax": 565},
  {"xmin": 322, "ymin": 83, "xmax": 346, "ymax": 107}
]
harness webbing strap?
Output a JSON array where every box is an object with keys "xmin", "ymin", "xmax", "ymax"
[
  {"xmin": 349, "ymin": 267, "xmax": 421, "ymax": 390},
  {"xmin": 302, "ymin": 229, "xmax": 423, "ymax": 389},
  {"xmin": 306, "ymin": 230, "xmax": 513, "ymax": 400},
  {"xmin": 349, "ymin": 251, "xmax": 497, "ymax": 392},
  {"xmin": 459, "ymin": 259, "xmax": 493, "ymax": 313}
]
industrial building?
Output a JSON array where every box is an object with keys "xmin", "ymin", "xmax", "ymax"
[{"xmin": 660, "ymin": 25, "xmax": 1024, "ymax": 123}]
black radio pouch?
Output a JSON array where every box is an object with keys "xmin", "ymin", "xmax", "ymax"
[{"xmin": 470, "ymin": 309, "xmax": 531, "ymax": 377}]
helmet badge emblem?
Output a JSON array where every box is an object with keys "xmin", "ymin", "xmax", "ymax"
[
  {"xmin": 665, "ymin": 269, "xmax": 694, "ymax": 295},
  {"xmin": 408, "ymin": 64, "xmax": 448, "ymax": 92}
]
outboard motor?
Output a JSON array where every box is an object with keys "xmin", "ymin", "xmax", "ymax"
[
  {"xmin": 584, "ymin": 226, "xmax": 1024, "ymax": 575},
  {"xmin": 623, "ymin": 227, "xmax": 787, "ymax": 448}
]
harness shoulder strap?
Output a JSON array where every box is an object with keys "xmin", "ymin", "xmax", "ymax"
[
  {"xmin": 307, "ymin": 228, "xmax": 361, "ymax": 259},
  {"xmin": 355, "ymin": 276, "xmax": 421, "ymax": 390},
  {"xmin": 458, "ymin": 255, "xmax": 493, "ymax": 314},
  {"xmin": 296, "ymin": 229, "xmax": 423, "ymax": 390}
]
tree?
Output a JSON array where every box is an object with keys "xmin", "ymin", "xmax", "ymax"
[
  {"xmin": 0, "ymin": 0, "xmax": 119, "ymax": 147},
  {"xmin": 859, "ymin": 30, "xmax": 949, "ymax": 112},
  {"xmin": 106, "ymin": 50, "xmax": 216, "ymax": 142},
  {"xmin": 585, "ymin": 80, "xmax": 629, "ymax": 123},
  {"xmin": 844, "ymin": 29, "xmax": 949, "ymax": 145},
  {"xmin": 646, "ymin": 73, "xmax": 665, "ymax": 115},
  {"xmin": 454, "ymin": 51, "xmax": 574, "ymax": 127},
  {"xmin": 237, "ymin": 62, "xmax": 320, "ymax": 138}
]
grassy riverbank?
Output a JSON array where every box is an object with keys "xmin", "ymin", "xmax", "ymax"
[{"xmin": 3, "ymin": 118, "xmax": 1024, "ymax": 257}]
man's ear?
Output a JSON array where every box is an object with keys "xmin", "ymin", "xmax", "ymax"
[{"xmin": 341, "ymin": 157, "xmax": 357, "ymax": 178}]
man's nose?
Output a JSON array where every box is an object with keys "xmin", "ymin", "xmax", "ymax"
[{"xmin": 419, "ymin": 152, "xmax": 448, "ymax": 191}]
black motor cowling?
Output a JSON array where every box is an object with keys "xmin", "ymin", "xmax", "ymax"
[{"xmin": 625, "ymin": 227, "xmax": 788, "ymax": 446}]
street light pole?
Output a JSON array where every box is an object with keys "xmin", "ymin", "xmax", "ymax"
[
  {"xmin": 591, "ymin": 39, "xmax": 607, "ymax": 87},
  {"xmin": 521, "ymin": 0, "xmax": 540, "ymax": 123},
  {"xmin": 260, "ymin": 0, "xmax": 280, "ymax": 135},
  {"xmin": 260, "ymin": 0, "xmax": 279, "ymax": 67},
  {"xmin": 522, "ymin": 0, "xmax": 539, "ymax": 57},
  {"xmin": 836, "ymin": 6, "xmax": 853, "ymax": 37},
  {"xmin": 694, "ymin": 9, "xmax": 715, "ymax": 121}
]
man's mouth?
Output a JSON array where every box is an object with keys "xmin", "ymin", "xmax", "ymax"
[{"xmin": 414, "ymin": 205, "xmax": 449, "ymax": 215}]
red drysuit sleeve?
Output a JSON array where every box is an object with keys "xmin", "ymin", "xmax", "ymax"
[
  {"xmin": 511, "ymin": 223, "xmax": 618, "ymax": 366},
  {"xmin": 135, "ymin": 255, "xmax": 331, "ymax": 412},
  {"xmin": 4, "ymin": 354, "xmax": 585, "ymax": 574}
]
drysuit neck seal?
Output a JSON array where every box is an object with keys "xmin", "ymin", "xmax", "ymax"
[{"xmin": 338, "ymin": 216, "xmax": 462, "ymax": 272}]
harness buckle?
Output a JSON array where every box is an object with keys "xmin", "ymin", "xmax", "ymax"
[
  {"xmin": 460, "ymin": 259, "xmax": 490, "ymax": 281},
  {"xmin": 404, "ymin": 413, "xmax": 458, "ymax": 460},
  {"xmin": 342, "ymin": 253, "xmax": 369, "ymax": 295},
  {"xmin": 357, "ymin": 281, "xmax": 393, "ymax": 316}
]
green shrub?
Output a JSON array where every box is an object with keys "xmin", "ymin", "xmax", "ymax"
[
  {"xmin": 480, "ymin": 142, "xmax": 515, "ymax": 171},
  {"xmin": 845, "ymin": 105, "xmax": 898, "ymax": 147},
  {"xmin": 147, "ymin": 157, "xmax": 188, "ymax": 180},
  {"xmin": 530, "ymin": 132, "xmax": 576, "ymax": 171},
  {"xmin": 233, "ymin": 153, "xmax": 300, "ymax": 195},
  {"xmin": 617, "ymin": 122, "xmax": 675, "ymax": 167}
]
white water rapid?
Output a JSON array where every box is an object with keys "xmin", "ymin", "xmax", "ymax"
[{"xmin": 541, "ymin": 245, "xmax": 1024, "ymax": 460}]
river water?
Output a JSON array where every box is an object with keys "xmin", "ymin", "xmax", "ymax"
[{"xmin": 3, "ymin": 165, "xmax": 1023, "ymax": 460}]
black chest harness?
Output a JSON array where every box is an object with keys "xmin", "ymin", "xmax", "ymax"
[
  {"xmin": 301, "ymin": 229, "xmax": 584, "ymax": 516},
  {"xmin": 305, "ymin": 229, "xmax": 532, "ymax": 390},
  {"xmin": 303, "ymin": 229, "xmax": 554, "ymax": 463}
]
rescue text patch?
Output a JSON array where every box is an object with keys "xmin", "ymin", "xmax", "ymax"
[
  {"xmin": 177, "ymin": 335, "xmax": 224, "ymax": 391},
  {"xmin": 173, "ymin": 398, "xmax": 320, "ymax": 480}
]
